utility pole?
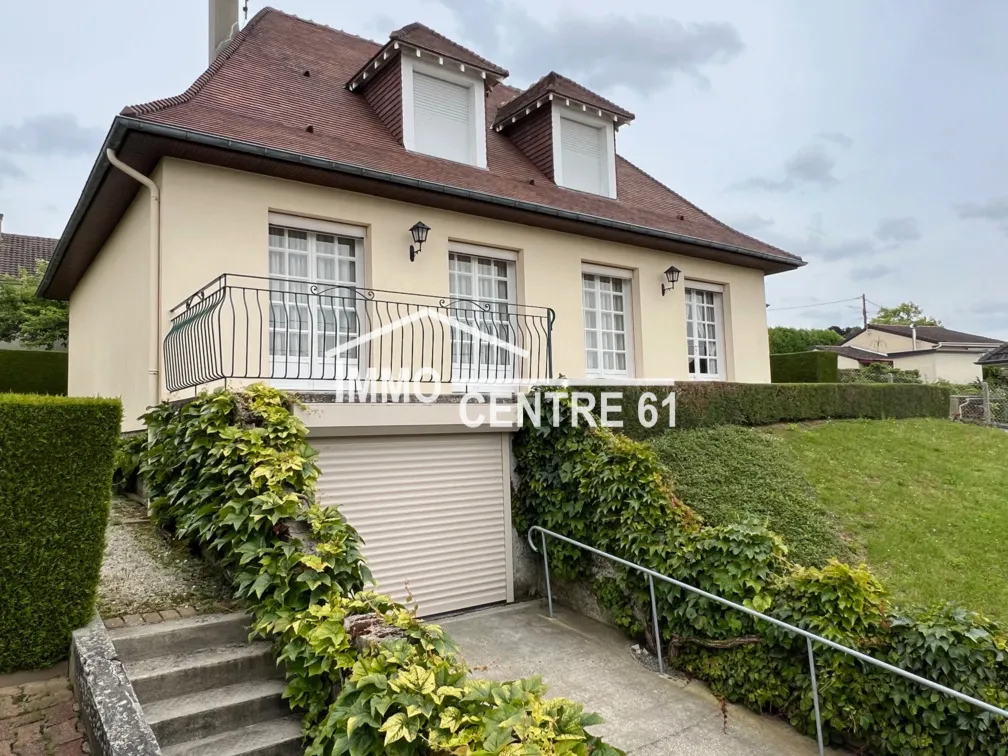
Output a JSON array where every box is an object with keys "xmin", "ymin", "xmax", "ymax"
[{"xmin": 862, "ymin": 294, "xmax": 868, "ymax": 329}]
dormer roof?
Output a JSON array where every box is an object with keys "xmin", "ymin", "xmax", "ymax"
[
  {"xmin": 347, "ymin": 21, "xmax": 508, "ymax": 92},
  {"xmin": 494, "ymin": 72, "xmax": 635, "ymax": 130}
]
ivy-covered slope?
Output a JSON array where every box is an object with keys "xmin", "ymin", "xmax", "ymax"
[
  {"xmin": 139, "ymin": 385, "xmax": 619, "ymax": 756},
  {"xmin": 513, "ymin": 396, "xmax": 1008, "ymax": 755}
]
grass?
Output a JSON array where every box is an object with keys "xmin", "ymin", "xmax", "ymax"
[
  {"xmin": 649, "ymin": 426, "xmax": 850, "ymax": 566},
  {"xmin": 771, "ymin": 418, "xmax": 1008, "ymax": 620}
]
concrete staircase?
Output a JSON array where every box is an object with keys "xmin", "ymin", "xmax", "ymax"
[{"xmin": 108, "ymin": 613, "xmax": 302, "ymax": 756}]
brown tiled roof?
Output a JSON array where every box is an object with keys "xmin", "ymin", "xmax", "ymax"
[
  {"xmin": 0, "ymin": 230, "xmax": 57, "ymax": 276},
  {"xmin": 978, "ymin": 343, "xmax": 1008, "ymax": 365},
  {"xmin": 844, "ymin": 324, "xmax": 1002, "ymax": 346},
  {"xmin": 120, "ymin": 8, "xmax": 798, "ymax": 267},
  {"xmin": 389, "ymin": 22, "xmax": 508, "ymax": 78},
  {"xmin": 495, "ymin": 72, "xmax": 635, "ymax": 127},
  {"xmin": 814, "ymin": 344, "xmax": 892, "ymax": 364}
]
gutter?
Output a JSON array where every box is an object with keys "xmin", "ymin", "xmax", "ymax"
[
  {"xmin": 39, "ymin": 115, "xmax": 804, "ymax": 298},
  {"xmin": 104, "ymin": 148, "xmax": 161, "ymax": 411}
]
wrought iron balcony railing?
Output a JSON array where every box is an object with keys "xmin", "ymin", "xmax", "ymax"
[{"xmin": 163, "ymin": 274, "xmax": 555, "ymax": 394}]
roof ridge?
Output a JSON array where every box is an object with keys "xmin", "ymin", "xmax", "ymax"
[
  {"xmin": 389, "ymin": 22, "xmax": 508, "ymax": 76},
  {"xmin": 616, "ymin": 155, "xmax": 798, "ymax": 261}
]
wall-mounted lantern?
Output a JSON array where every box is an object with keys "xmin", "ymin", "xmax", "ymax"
[
  {"xmin": 409, "ymin": 221, "xmax": 430, "ymax": 262},
  {"xmin": 661, "ymin": 265, "xmax": 681, "ymax": 296}
]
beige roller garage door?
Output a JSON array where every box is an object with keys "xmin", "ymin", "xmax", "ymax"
[{"xmin": 313, "ymin": 433, "xmax": 511, "ymax": 616}]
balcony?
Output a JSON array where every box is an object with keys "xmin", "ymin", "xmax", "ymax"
[{"xmin": 163, "ymin": 274, "xmax": 555, "ymax": 395}]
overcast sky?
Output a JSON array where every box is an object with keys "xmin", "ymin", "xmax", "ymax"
[{"xmin": 2, "ymin": 1, "xmax": 1006, "ymax": 335}]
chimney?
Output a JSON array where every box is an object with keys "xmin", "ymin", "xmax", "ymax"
[
  {"xmin": 0, "ymin": 213, "xmax": 4, "ymax": 237},
  {"xmin": 911, "ymin": 325, "xmax": 917, "ymax": 350},
  {"xmin": 209, "ymin": 0, "xmax": 240, "ymax": 64}
]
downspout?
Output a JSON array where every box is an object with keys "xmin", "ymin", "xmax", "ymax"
[
  {"xmin": 105, "ymin": 149, "xmax": 161, "ymax": 411},
  {"xmin": 911, "ymin": 325, "xmax": 917, "ymax": 351}
]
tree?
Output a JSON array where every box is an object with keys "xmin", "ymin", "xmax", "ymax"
[
  {"xmin": 0, "ymin": 261, "xmax": 68, "ymax": 348},
  {"xmin": 871, "ymin": 302, "xmax": 941, "ymax": 326},
  {"xmin": 768, "ymin": 326, "xmax": 844, "ymax": 354}
]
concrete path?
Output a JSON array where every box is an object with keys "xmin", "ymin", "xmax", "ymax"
[{"xmin": 441, "ymin": 601, "xmax": 844, "ymax": 756}]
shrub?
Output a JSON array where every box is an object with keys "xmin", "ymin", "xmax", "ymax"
[
  {"xmin": 0, "ymin": 393, "xmax": 121, "ymax": 672},
  {"xmin": 770, "ymin": 351, "xmax": 838, "ymax": 383},
  {"xmin": 570, "ymin": 382, "xmax": 950, "ymax": 440},
  {"xmin": 513, "ymin": 393, "xmax": 1008, "ymax": 754},
  {"xmin": 140, "ymin": 385, "xmax": 619, "ymax": 755},
  {"xmin": 837, "ymin": 363, "xmax": 922, "ymax": 384},
  {"xmin": 0, "ymin": 349, "xmax": 68, "ymax": 395},
  {"xmin": 112, "ymin": 433, "xmax": 146, "ymax": 495},
  {"xmin": 648, "ymin": 426, "xmax": 847, "ymax": 566},
  {"xmin": 768, "ymin": 327, "xmax": 843, "ymax": 355}
]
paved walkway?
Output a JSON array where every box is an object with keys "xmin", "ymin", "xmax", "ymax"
[
  {"xmin": 0, "ymin": 675, "xmax": 87, "ymax": 756},
  {"xmin": 442, "ymin": 601, "xmax": 844, "ymax": 756}
]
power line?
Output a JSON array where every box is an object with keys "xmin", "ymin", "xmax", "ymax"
[{"xmin": 767, "ymin": 296, "xmax": 862, "ymax": 313}]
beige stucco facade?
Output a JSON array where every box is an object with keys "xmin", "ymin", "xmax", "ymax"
[
  {"xmin": 891, "ymin": 350, "xmax": 984, "ymax": 384},
  {"xmin": 68, "ymin": 187, "xmax": 153, "ymax": 431},
  {"xmin": 68, "ymin": 157, "xmax": 776, "ymax": 427},
  {"xmin": 845, "ymin": 328, "xmax": 919, "ymax": 355}
]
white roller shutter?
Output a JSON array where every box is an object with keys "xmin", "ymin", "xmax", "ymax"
[
  {"xmin": 413, "ymin": 71, "xmax": 473, "ymax": 165},
  {"xmin": 560, "ymin": 117, "xmax": 605, "ymax": 195},
  {"xmin": 313, "ymin": 433, "xmax": 510, "ymax": 616}
]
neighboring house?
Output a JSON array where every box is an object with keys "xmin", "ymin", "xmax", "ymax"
[
  {"xmin": 841, "ymin": 324, "xmax": 1002, "ymax": 383},
  {"xmin": 0, "ymin": 213, "xmax": 58, "ymax": 350},
  {"xmin": 37, "ymin": 3, "xmax": 802, "ymax": 615},
  {"xmin": 977, "ymin": 343, "xmax": 1008, "ymax": 368},
  {"xmin": 813, "ymin": 344, "xmax": 892, "ymax": 370}
]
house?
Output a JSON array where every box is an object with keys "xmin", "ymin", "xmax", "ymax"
[
  {"xmin": 812, "ymin": 344, "xmax": 892, "ymax": 370},
  {"xmin": 37, "ymin": 2, "xmax": 802, "ymax": 615},
  {"xmin": 0, "ymin": 213, "xmax": 58, "ymax": 350},
  {"xmin": 0, "ymin": 214, "xmax": 56, "ymax": 277},
  {"xmin": 841, "ymin": 324, "xmax": 1003, "ymax": 383},
  {"xmin": 978, "ymin": 343, "xmax": 1008, "ymax": 368}
]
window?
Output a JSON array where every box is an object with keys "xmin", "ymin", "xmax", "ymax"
[
  {"xmin": 448, "ymin": 251, "xmax": 516, "ymax": 380},
  {"xmin": 268, "ymin": 224, "xmax": 363, "ymax": 379},
  {"xmin": 685, "ymin": 285, "xmax": 726, "ymax": 380},
  {"xmin": 582, "ymin": 271, "xmax": 633, "ymax": 377},
  {"xmin": 560, "ymin": 118, "xmax": 605, "ymax": 195}
]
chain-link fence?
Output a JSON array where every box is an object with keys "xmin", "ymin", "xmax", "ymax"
[
  {"xmin": 837, "ymin": 368, "xmax": 923, "ymax": 384},
  {"xmin": 951, "ymin": 382, "xmax": 1008, "ymax": 427}
]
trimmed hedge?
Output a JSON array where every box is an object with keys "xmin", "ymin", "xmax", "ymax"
[
  {"xmin": 0, "ymin": 393, "xmax": 121, "ymax": 672},
  {"xmin": 570, "ymin": 382, "xmax": 951, "ymax": 440},
  {"xmin": 0, "ymin": 349, "xmax": 68, "ymax": 395},
  {"xmin": 770, "ymin": 351, "xmax": 838, "ymax": 383}
]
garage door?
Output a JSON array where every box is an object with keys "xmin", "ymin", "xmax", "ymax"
[{"xmin": 313, "ymin": 433, "xmax": 511, "ymax": 616}]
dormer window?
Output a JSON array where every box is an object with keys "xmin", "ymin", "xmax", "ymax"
[
  {"xmin": 555, "ymin": 113, "xmax": 614, "ymax": 197},
  {"xmin": 493, "ymin": 72, "xmax": 633, "ymax": 200},
  {"xmin": 405, "ymin": 63, "xmax": 484, "ymax": 167}
]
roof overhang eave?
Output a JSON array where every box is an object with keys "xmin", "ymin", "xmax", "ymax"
[{"xmin": 39, "ymin": 116, "xmax": 804, "ymax": 298}]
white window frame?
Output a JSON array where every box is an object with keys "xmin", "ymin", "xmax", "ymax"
[
  {"xmin": 551, "ymin": 104, "xmax": 617, "ymax": 199},
  {"xmin": 401, "ymin": 54, "xmax": 487, "ymax": 169},
  {"xmin": 582, "ymin": 263, "xmax": 634, "ymax": 378},
  {"xmin": 447, "ymin": 243, "xmax": 518, "ymax": 385},
  {"xmin": 685, "ymin": 281, "xmax": 727, "ymax": 382},
  {"xmin": 267, "ymin": 214, "xmax": 366, "ymax": 389}
]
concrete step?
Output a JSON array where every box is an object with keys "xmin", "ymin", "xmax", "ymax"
[
  {"xmin": 160, "ymin": 717, "xmax": 303, "ymax": 756},
  {"xmin": 143, "ymin": 679, "xmax": 288, "ymax": 748},
  {"xmin": 125, "ymin": 642, "xmax": 281, "ymax": 703},
  {"xmin": 109, "ymin": 613, "xmax": 251, "ymax": 662}
]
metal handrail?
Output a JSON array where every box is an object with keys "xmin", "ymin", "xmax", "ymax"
[{"xmin": 527, "ymin": 525, "xmax": 1008, "ymax": 756}]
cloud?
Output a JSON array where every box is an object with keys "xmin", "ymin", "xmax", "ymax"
[
  {"xmin": 954, "ymin": 197, "xmax": 1008, "ymax": 221},
  {"xmin": 850, "ymin": 264, "xmax": 895, "ymax": 281},
  {"xmin": 817, "ymin": 132, "xmax": 853, "ymax": 148},
  {"xmin": 812, "ymin": 237, "xmax": 877, "ymax": 261},
  {"xmin": 0, "ymin": 157, "xmax": 26, "ymax": 189},
  {"xmin": 874, "ymin": 217, "xmax": 921, "ymax": 243},
  {"xmin": 0, "ymin": 114, "xmax": 103, "ymax": 157},
  {"xmin": 433, "ymin": 0, "xmax": 744, "ymax": 94},
  {"xmin": 734, "ymin": 143, "xmax": 839, "ymax": 192},
  {"xmin": 728, "ymin": 213, "xmax": 775, "ymax": 234}
]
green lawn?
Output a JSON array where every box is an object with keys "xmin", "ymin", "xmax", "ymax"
[{"xmin": 771, "ymin": 418, "xmax": 1008, "ymax": 620}]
